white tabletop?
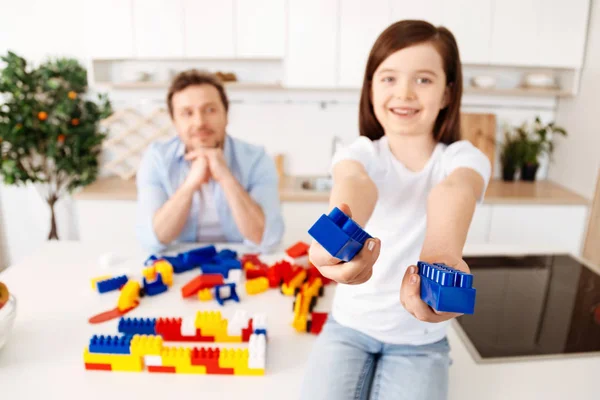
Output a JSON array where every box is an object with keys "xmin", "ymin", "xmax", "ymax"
[
  {"xmin": 0, "ymin": 241, "xmax": 334, "ymax": 400},
  {"xmin": 1, "ymin": 241, "xmax": 599, "ymax": 400}
]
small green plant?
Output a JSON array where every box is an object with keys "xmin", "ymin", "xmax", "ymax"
[{"xmin": 0, "ymin": 51, "xmax": 112, "ymax": 239}]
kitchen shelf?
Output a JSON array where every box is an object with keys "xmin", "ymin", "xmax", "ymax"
[{"xmin": 94, "ymin": 81, "xmax": 573, "ymax": 97}]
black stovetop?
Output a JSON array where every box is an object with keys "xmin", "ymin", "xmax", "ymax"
[{"xmin": 456, "ymin": 254, "xmax": 600, "ymax": 359}]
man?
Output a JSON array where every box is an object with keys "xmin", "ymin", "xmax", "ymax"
[{"xmin": 136, "ymin": 69, "xmax": 284, "ymax": 254}]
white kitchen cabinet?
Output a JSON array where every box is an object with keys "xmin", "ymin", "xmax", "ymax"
[
  {"xmin": 133, "ymin": 0, "xmax": 185, "ymax": 58},
  {"xmin": 338, "ymin": 0, "xmax": 390, "ymax": 88},
  {"xmin": 465, "ymin": 204, "xmax": 492, "ymax": 245},
  {"xmin": 83, "ymin": 0, "xmax": 134, "ymax": 59},
  {"xmin": 285, "ymin": 0, "xmax": 338, "ymax": 88},
  {"xmin": 491, "ymin": 0, "xmax": 590, "ymax": 68},
  {"xmin": 536, "ymin": 0, "xmax": 590, "ymax": 68},
  {"xmin": 390, "ymin": 0, "xmax": 444, "ymax": 26},
  {"xmin": 488, "ymin": 205, "xmax": 589, "ymax": 255},
  {"xmin": 281, "ymin": 202, "xmax": 329, "ymax": 248},
  {"xmin": 236, "ymin": 0, "xmax": 285, "ymax": 58},
  {"xmin": 183, "ymin": 0, "xmax": 235, "ymax": 58},
  {"xmin": 441, "ymin": 0, "xmax": 492, "ymax": 65}
]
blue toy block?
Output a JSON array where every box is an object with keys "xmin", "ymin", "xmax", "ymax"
[
  {"xmin": 144, "ymin": 255, "xmax": 159, "ymax": 266},
  {"xmin": 253, "ymin": 328, "xmax": 267, "ymax": 337},
  {"xmin": 160, "ymin": 255, "xmax": 195, "ymax": 274},
  {"xmin": 214, "ymin": 283, "xmax": 239, "ymax": 306},
  {"xmin": 307, "ymin": 207, "xmax": 372, "ymax": 262},
  {"xmin": 214, "ymin": 249, "xmax": 237, "ymax": 261},
  {"xmin": 182, "ymin": 245, "xmax": 218, "ymax": 266},
  {"xmin": 143, "ymin": 273, "xmax": 168, "ymax": 296},
  {"xmin": 88, "ymin": 335, "xmax": 133, "ymax": 355},
  {"xmin": 417, "ymin": 261, "xmax": 476, "ymax": 314},
  {"xmin": 96, "ymin": 275, "xmax": 128, "ymax": 293},
  {"xmin": 118, "ymin": 317, "xmax": 157, "ymax": 335},
  {"xmin": 200, "ymin": 259, "xmax": 241, "ymax": 278}
]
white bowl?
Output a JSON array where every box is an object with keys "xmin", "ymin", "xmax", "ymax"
[
  {"xmin": 0, "ymin": 294, "xmax": 17, "ymax": 350},
  {"xmin": 471, "ymin": 76, "xmax": 496, "ymax": 89},
  {"xmin": 523, "ymin": 73, "xmax": 556, "ymax": 88}
]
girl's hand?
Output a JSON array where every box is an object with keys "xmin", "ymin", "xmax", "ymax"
[
  {"xmin": 308, "ymin": 203, "xmax": 381, "ymax": 285},
  {"xmin": 400, "ymin": 257, "xmax": 470, "ymax": 323}
]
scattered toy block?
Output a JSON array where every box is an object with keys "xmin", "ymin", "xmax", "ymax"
[
  {"xmin": 181, "ymin": 274, "xmax": 224, "ymax": 298},
  {"xmin": 96, "ymin": 275, "xmax": 128, "ymax": 293},
  {"xmin": 214, "ymin": 283, "xmax": 240, "ymax": 306},
  {"xmin": 245, "ymin": 277, "xmax": 269, "ymax": 295}
]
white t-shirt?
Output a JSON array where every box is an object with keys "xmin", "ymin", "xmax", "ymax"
[
  {"xmin": 330, "ymin": 136, "xmax": 492, "ymax": 345},
  {"xmin": 197, "ymin": 181, "xmax": 227, "ymax": 243}
]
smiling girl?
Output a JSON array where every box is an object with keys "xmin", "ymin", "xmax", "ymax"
[{"xmin": 301, "ymin": 20, "xmax": 491, "ymax": 400}]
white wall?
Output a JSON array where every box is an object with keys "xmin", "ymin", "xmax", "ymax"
[{"xmin": 549, "ymin": 0, "xmax": 600, "ymax": 200}]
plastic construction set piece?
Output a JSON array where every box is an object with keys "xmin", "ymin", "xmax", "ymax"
[
  {"xmin": 200, "ymin": 259, "xmax": 242, "ymax": 279},
  {"xmin": 308, "ymin": 207, "xmax": 372, "ymax": 262},
  {"xmin": 214, "ymin": 283, "xmax": 240, "ymax": 306},
  {"xmin": 85, "ymin": 310, "xmax": 267, "ymax": 375},
  {"xmin": 96, "ymin": 275, "xmax": 128, "ymax": 293},
  {"xmin": 417, "ymin": 261, "xmax": 476, "ymax": 314},
  {"xmin": 143, "ymin": 273, "xmax": 168, "ymax": 296},
  {"xmin": 118, "ymin": 318, "xmax": 157, "ymax": 335}
]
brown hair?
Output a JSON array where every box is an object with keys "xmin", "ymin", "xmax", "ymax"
[
  {"xmin": 359, "ymin": 20, "xmax": 462, "ymax": 145},
  {"xmin": 167, "ymin": 69, "xmax": 229, "ymax": 117}
]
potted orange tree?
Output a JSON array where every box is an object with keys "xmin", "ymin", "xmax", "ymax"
[{"xmin": 0, "ymin": 51, "xmax": 112, "ymax": 239}]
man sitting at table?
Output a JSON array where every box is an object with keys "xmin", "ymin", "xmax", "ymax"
[{"xmin": 135, "ymin": 69, "xmax": 284, "ymax": 254}]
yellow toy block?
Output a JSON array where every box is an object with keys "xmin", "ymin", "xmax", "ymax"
[
  {"xmin": 83, "ymin": 349, "xmax": 143, "ymax": 372},
  {"xmin": 142, "ymin": 266, "xmax": 156, "ymax": 281},
  {"xmin": 90, "ymin": 275, "xmax": 113, "ymax": 290},
  {"xmin": 130, "ymin": 334, "xmax": 163, "ymax": 356},
  {"xmin": 245, "ymin": 277, "xmax": 269, "ymax": 295},
  {"xmin": 118, "ymin": 280, "xmax": 140, "ymax": 311},
  {"xmin": 243, "ymin": 261, "xmax": 255, "ymax": 270},
  {"xmin": 154, "ymin": 261, "xmax": 173, "ymax": 287},
  {"xmin": 161, "ymin": 346, "xmax": 207, "ymax": 374},
  {"xmin": 219, "ymin": 348, "xmax": 264, "ymax": 376},
  {"xmin": 195, "ymin": 311, "xmax": 224, "ymax": 335},
  {"xmin": 197, "ymin": 288, "xmax": 213, "ymax": 301}
]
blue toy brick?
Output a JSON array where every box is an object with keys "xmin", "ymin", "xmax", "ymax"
[
  {"xmin": 200, "ymin": 259, "xmax": 241, "ymax": 278},
  {"xmin": 214, "ymin": 249, "xmax": 238, "ymax": 261},
  {"xmin": 253, "ymin": 328, "xmax": 267, "ymax": 337},
  {"xmin": 182, "ymin": 245, "xmax": 218, "ymax": 266},
  {"xmin": 144, "ymin": 255, "xmax": 159, "ymax": 266},
  {"xmin": 417, "ymin": 261, "xmax": 476, "ymax": 314},
  {"xmin": 96, "ymin": 275, "xmax": 128, "ymax": 293},
  {"xmin": 143, "ymin": 273, "xmax": 168, "ymax": 296},
  {"xmin": 214, "ymin": 283, "xmax": 239, "ymax": 306},
  {"xmin": 118, "ymin": 317, "xmax": 157, "ymax": 335},
  {"xmin": 162, "ymin": 255, "xmax": 196, "ymax": 274},
  {"xmin": 307, "ymin": 207, "xmax": 372, "ymax": 262},
  {"xmin": 88, "ymin": 335, "xmax": 133, "ymax": 355}
]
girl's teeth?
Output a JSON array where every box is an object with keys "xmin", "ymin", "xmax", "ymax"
[{"xmin": 392, "ymin": 108, "xmax": 418, "ymax": 115}]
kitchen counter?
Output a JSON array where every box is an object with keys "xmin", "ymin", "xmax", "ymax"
[{"xmin": 74, "ymin": 175, "xmax": 590, "ymax": 206}]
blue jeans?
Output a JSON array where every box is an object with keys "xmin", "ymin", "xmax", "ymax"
[{"xmin": 300, "ymin": 317, "xmax": 451, "ymax": 400}]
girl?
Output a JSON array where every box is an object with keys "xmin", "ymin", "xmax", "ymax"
[{"xmin": 301, "ymin": 20, "xmax": 491, "ymax": 400}]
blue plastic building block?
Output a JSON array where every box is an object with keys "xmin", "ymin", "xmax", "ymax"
[
  {"xmin": 214, "ymin": 283, "xmax": 239, "ymax": 306},
  {"xmin": 160, "ymin": 255, "xmax": 194, "ymax": 274},
  {"xmin": 182, "ymin": 245, "xmax": 218, "ymax": 266},
  {"xmin": 200, "ymin": 259, "xmax": 241, "ymax": 278},
  {"xmin": 144, "ymin": 255, "xmax": 159, "ymax": 266},
  {"xmin": 417, "ymin": 261, "xmax": 476, "ymax": 314},
  {"xmin": 118, "ymin": 317, "xmax": 157, "ymax": 335},
  {"xmin": 143, "ymin": 273, "xmax": 168, "ymax": 296},
  {"xmin": 96, "ymin": 275, "xmax": 128, "ymax": 293},
  {"xmin": 307, "ymin": 207, "xmax": 372, "ymax": 262},
  {"xmin": 214, "ymin": 249, "xmax": 237, "ymax": 261},
  {"xmin": 88, "ymin": 335, "xmax": 133, "ymax": 354},
  {"xmin": 253, "ymin": 328, "xmax": 267, "ymax": 337}
]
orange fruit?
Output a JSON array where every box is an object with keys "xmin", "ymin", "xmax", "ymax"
[
  {"xmin": 58, "ymin": 134, "xmax": 66, "ymax": 143},
  {"xmin": 68, "ymin": 91, "xmax": 77, "ymax": 100},
  {"xmin": 0, "ymin": 282, "xmax": 8, "ymax": 310},
  {"xmin": 38, "ymin": 111, "xmax": 48, "ymax": 121},
  {"xmin": 71, "ymin": 118, "xmax": 79, "ymax": 126}
]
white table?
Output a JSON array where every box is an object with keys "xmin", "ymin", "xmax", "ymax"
[{"xmin": 1, "ymin": 241, "xmax": 599, "ymax": 400}]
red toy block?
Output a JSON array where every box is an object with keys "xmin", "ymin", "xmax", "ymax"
[
  {"xmin": 85, "ymin": 363, "xmax": 112, "ymax": 371},
  {"xmin": 246, "ymin": 265, "xmax": 268, "ymax": 280},
  {"xmin": 155, "ymin": 318, "xmax": 216, "ymax": 342},
  {"xmin": 181, "ymin": 274, "xmax": 224, "ymax": 298},
  {"xmin": 191, "ymin": 347, "xmax": 234, "ymax": 375},
  {"xmin": 310, "ymin": 312, "xmax": 328, "ymax": 335},
  {"xmin": 241, "ymin": 319, "xmax": 254, "ymax": 342},
  {"xmin": 286, "ymin": 241, "xmax": 310, "ymax": 258},
  {"xmin": 241, "ymin": 253, "xmax": 261, "ymax": 266},
  {"xmin": 267, "ymin": 260, "xmax": 294, "ymax": 287},
  {"xmin": 148, "ymin": 366, "xmax": 176, "ymax": 373}
]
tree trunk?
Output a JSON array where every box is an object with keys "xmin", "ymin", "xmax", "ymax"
[{"xmin": 47, "ymin": 196, "xmax": 59, "ymax": 240}]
